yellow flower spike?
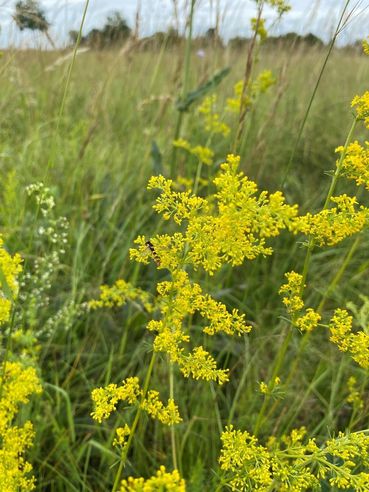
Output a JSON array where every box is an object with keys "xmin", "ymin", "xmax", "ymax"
[
  {"xmin": 337, "ymin": 140, "xmax": 369, "ymax": 190},
  {"xmin": 279, "ymin": 271, "xmax": 305, "ymax": 314},
  {"xmin": 352, "ymin": 92, "xmax": 369, "ymax": 128},
  {"xmin": 363, "ymin": 37, "xmax": 369, "ymax": 55},
  {"xmin": 329, "ymin": 309, "xmax": 369, "ymax": 369},
  {"xmin": 120, "ymin": 466, "xmax": 186, "ymax": 492},
  {"xmin": 295, "ymin": 195, "xmax": 367, "ymax": 246},
  {"xmin": 295, "ymin": 308, "xmax": 321, "ymax": 333},
  {"xmin": 197, "ymin": 95, "xmax": 230, "ymax": 137},
  {"xmin": 347, "ymin": 376, "xmax": 364, "ymax": 410},
  {"xmin": 91, "ymin": 377, "xmax": 181, "ymax": 426},
  {"xmin": 0, "ymin": 362, "xmax": 42, "ymax": 490},
  {"xmin": 113, "ymin": 424, "xmax": 131, "ymax": 448},
  {"xmin": 220, "ymin": 425, "xmax": 369, "ymax": 490},
  {"xmin": 88, "ymin": 279, "xmax": 152, "ymax": 312}
]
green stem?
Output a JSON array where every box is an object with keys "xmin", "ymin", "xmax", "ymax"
[
  {"xmin": 169, "ymin": 362, "xmax": 178, "ymax": 470},
  {"xmin": 111, "ymin": 351, "xmax": 157, "ymax": 492},
  {"xmin": 170, "ymin": 0, "xmax": 196, "ymax": 178},
  {"xmin": 280, "ymin": 0, "xmax": 352, "ymax": 188}
]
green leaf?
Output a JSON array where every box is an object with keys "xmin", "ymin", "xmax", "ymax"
[{"xmin": 176, "ymin": 67, "xmax": 231, "ymax": 113}]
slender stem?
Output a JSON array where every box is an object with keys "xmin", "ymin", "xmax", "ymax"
[
  {"xmin": 112, "ymin": 351, "xmax": 157, "ymax": 492},
  {"xmin": 169, "ymin": 362, "xmax": 178, "ymax": 470},
  {"xmin": 256, "ymin": 117, "xmax": 358, "ymax": 432},
  {"xmin": 170, "ymin": 0, "xmax": 196, "ymax": 178},
  {"xmin": 280, "ymin": 0, "xmax": 352, "ymax": 188}
]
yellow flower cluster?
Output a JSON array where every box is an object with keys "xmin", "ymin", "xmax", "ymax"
[
  {"xmin": 172, "ymin": 138, "xmax": 214, "ymax": 165},
  {"xmin": 226, "ymin": 70, "xmax": 276, "ymax": 113},
  {"xmin": 120, "ymin": 466, "xmax": 185, "ymax": 492},
  {"xmin": 337, "ymin": 140, "xmax": 369, "ymax": 190},
  {"xmin": 0, "ymin": 236, "xmax": 22, "ymax": 325},
  {"xmin": 0, "ymin": 361, "xmax": 42, "ymax": 491},
  {"xmin": 352, "ymin": 92, "xmax": 369, "ymax": 129},
  {"xmin": 347, "ymin": 376, "xmax": 364, "ymax": 410},
  {"xmin": 279, "ymin": 271, "xmax": 304, "ymax": 314},
  {"xmin": 268, "ymin": 0, "xmax": 291, "ymax": 14},
  {"xmin": 197, "ymin": 94, "xmax": 231, "ymax": 137},
  {"xmin": 259, "ymin": 376, "xmax": 281, "ymax": 395},
  {"xmin": 91, "ymin": 376, "xmax": 181, "ymax": 425},
  {"xmin": 147, "ymin": 270, "xmax": 250, "ymax": 384},
  {"xmin": 113, "ymin": 424, "xmax": 131, "ymax": 449},
  {"xmin": 295, "ymin": 308, "xmax": 321, "ymax": 333},
  {"xmin": 220, "ymin": 425, "xmax": 369, "ymax": 491},
  {"xmin": 329, "ymin": 308, "xmax": 369, "ymax": 369},
  {"xmin": 133, "ymin": 155, "xmax": 298, "ymax": 275},
  {"xmin": 88, "ymin": 279, "xmax": 152, "ymax": 312},
  {"xmin": 294, "ymin": 195, "xmax": 367, "ymax": 246},
  {"xmin": 197, "ymin": 95, "xmax": 230, "ymax": 137},
  {"xmin": 251, "ymin": 17, "xmax": 267, "ymax": 41},
  {"xmin": 363, "ymin": 37, "xmax": 369, "ymax": 55}
]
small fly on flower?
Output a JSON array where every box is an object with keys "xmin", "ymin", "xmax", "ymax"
[{"xmin": 145, "ymin": 240, "xmax": 161, "ymax": 266}]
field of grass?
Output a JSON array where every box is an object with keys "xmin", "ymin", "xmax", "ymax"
[{"xmin": 2, "ymin": 9, "xmax": 369, "ymax": 491}]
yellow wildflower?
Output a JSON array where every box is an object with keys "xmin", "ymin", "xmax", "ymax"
[
  {"xmin": 197, "ymin": 95, "xmax": 230, "ymax": 137},
  {"xmin": 173, "ymin": 138, "xmax": 214, "ymax": 165},
  {"xmin": 352, "ymin": 92, "xmax": 369, "ymax": 128},
  {"xmin": 329, "ymin": 308, "xmax": 369, "ymax": 369},
  {"xmin": 295, "ymin": 308, "xmax": 321, "ymax": 333},
  {"xmin": 251, "ymin": 17, "xmax": 267, "ymax": 40},
  {"xmin": 226, "ymin": 71, "xmax": 276, "ymax": 113},
  {"xmin": 0, "ymin": 237, "xmax": 23, "ymax": 325},
  {"xmin": 88, "ymin": 279, "xmax": 152, "ymax": 311},
  {"xmin": 294, "ymin": 195, "xmax": 367, "ymax": 246},
  {"xmin": 220, "ymin": 425, "xmax": 369, "ymax": 491},
  {"xmin": 363, "ymin": 37, "xmax": 369, "ymax": 55},
  {"xmin": 91, "ymin": 377, "xmax": 181, "ymax": 425},
  {"xmin": 347, "ymin": 376, "xmax": 364, "ymax": 410},
  {"xmin": 113, "ymin": 424, "xmax": 131, "ymax": 448},
  {"xmin": 120, "ymin": 466, "xmax": 186, "ymax": 492},
  {"xmin": 337, "ymin": 140, "xmax": 369, "ymax": 190},
  {"xmin": 279, "ymin": 271, "xmax": 304, "ymax": 314},
  {"xmin": 0, "ymin": 362, "xmax": 42, "ymax": 491}
]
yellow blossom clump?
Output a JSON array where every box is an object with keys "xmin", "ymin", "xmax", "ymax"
[
  {"xmin": 0, "ymin": 236, "xmax": 23, "ymax": 325},
  {"xmin": 352, "ymin": 92, "xmax": 369, "ymax": 128},
  {"xmin": 120, "ymin": 466, "xmax": 186, "ymax": 492},
  {"xmin": 146, "ymin": 270, "xmax": 250, "ymax": 385},
  {"xmin": 173, "ymin": 138, "xmax": 214, "ymax": 165},
  {"xmin": 347, "ymin": 376, "xmax": 364, "ymax": 410},
  {"xmin": 226, "ymin": 70, "xmax": 276, "ymax": 113},
  {"xmin": 259, "ymin": 376, "xmax": 281, "ymax": 395},
  {"xmin": 295, "ymin": 308, "xmax": 321, "ymax": 333},
  {"xmin": 91, "ymin": 376, "xmax": 181, "ymax": 425},
  {"xmin": 88, "ymin": 278, "xmax": 152, "ymax": 312},
  {"xmin": 220, "ymin": 425, "xmax": 369, "ymax": 491},
  {"xmin": 268, "ymin": 0, "xmax": 291, "ymax": 15},
  {"xmin": 337, "ymin": 140, "xmax": 369, "ymax": 190},
  {"xmin": 363, "ymin": 37, "xmax": 369, "ymax": 55},
  {"xmin": 132, "ymin": 155, "xmax": 298, "ymax": 275},
  {"xmin": 294, "ymin": 195, "xmax": 367, "ymax": 246},
  {"xmin": 0, "ymin": 361, "xmax": 42, "ymax": 491},
  {"xmin": 251, "ymin": 17, "xmax": 267, "ymax": 40},
  {"xmin": 197, "ymin": 95, "xmax": 230, "ymax": 137},
  {"xmin": 329, "ymin": 308, "xmax": 369, "ymax": 369},
  {"xmin": 279, "ymin": 271, "xmax": 304, "ymax": 314},
  {"xmin": 113, "ymin": 424, "xmax": 131, "ymax": 448}
]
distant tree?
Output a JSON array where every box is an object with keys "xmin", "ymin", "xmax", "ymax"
[
  {"xmin": 101, "ymin": 11, "xmax": 131, "ymax": 45},
  {"xmin": 13, "ymin": 0, "xmax": 55, "ymax": 48},
  {"xmin": 82, "ymin": 11, "xmax": 131, "ymax": 49}
]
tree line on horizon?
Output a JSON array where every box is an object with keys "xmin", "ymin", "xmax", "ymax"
[{"xmin": 10, "ymin": 0, "xmax": 362, "ymax": 51}]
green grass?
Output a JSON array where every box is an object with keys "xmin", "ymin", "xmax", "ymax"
[{"xmin": 2, "ymin": 41, "xmax": 369, "ymax": 490}]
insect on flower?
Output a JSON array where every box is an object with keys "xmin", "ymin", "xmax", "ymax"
[{"xmin": 145, "ymin": 240, "xmax": 161, "ymax": 266}]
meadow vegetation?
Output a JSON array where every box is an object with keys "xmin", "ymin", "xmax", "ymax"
[{"xmin": 2, "ymin": 0, "xmax": 369, "ymax": 490}]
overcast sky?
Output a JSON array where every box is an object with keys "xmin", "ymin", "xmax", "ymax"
[{"xmin": 0, "ymin": 0, "xmax": 369, "ymax": 48}]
